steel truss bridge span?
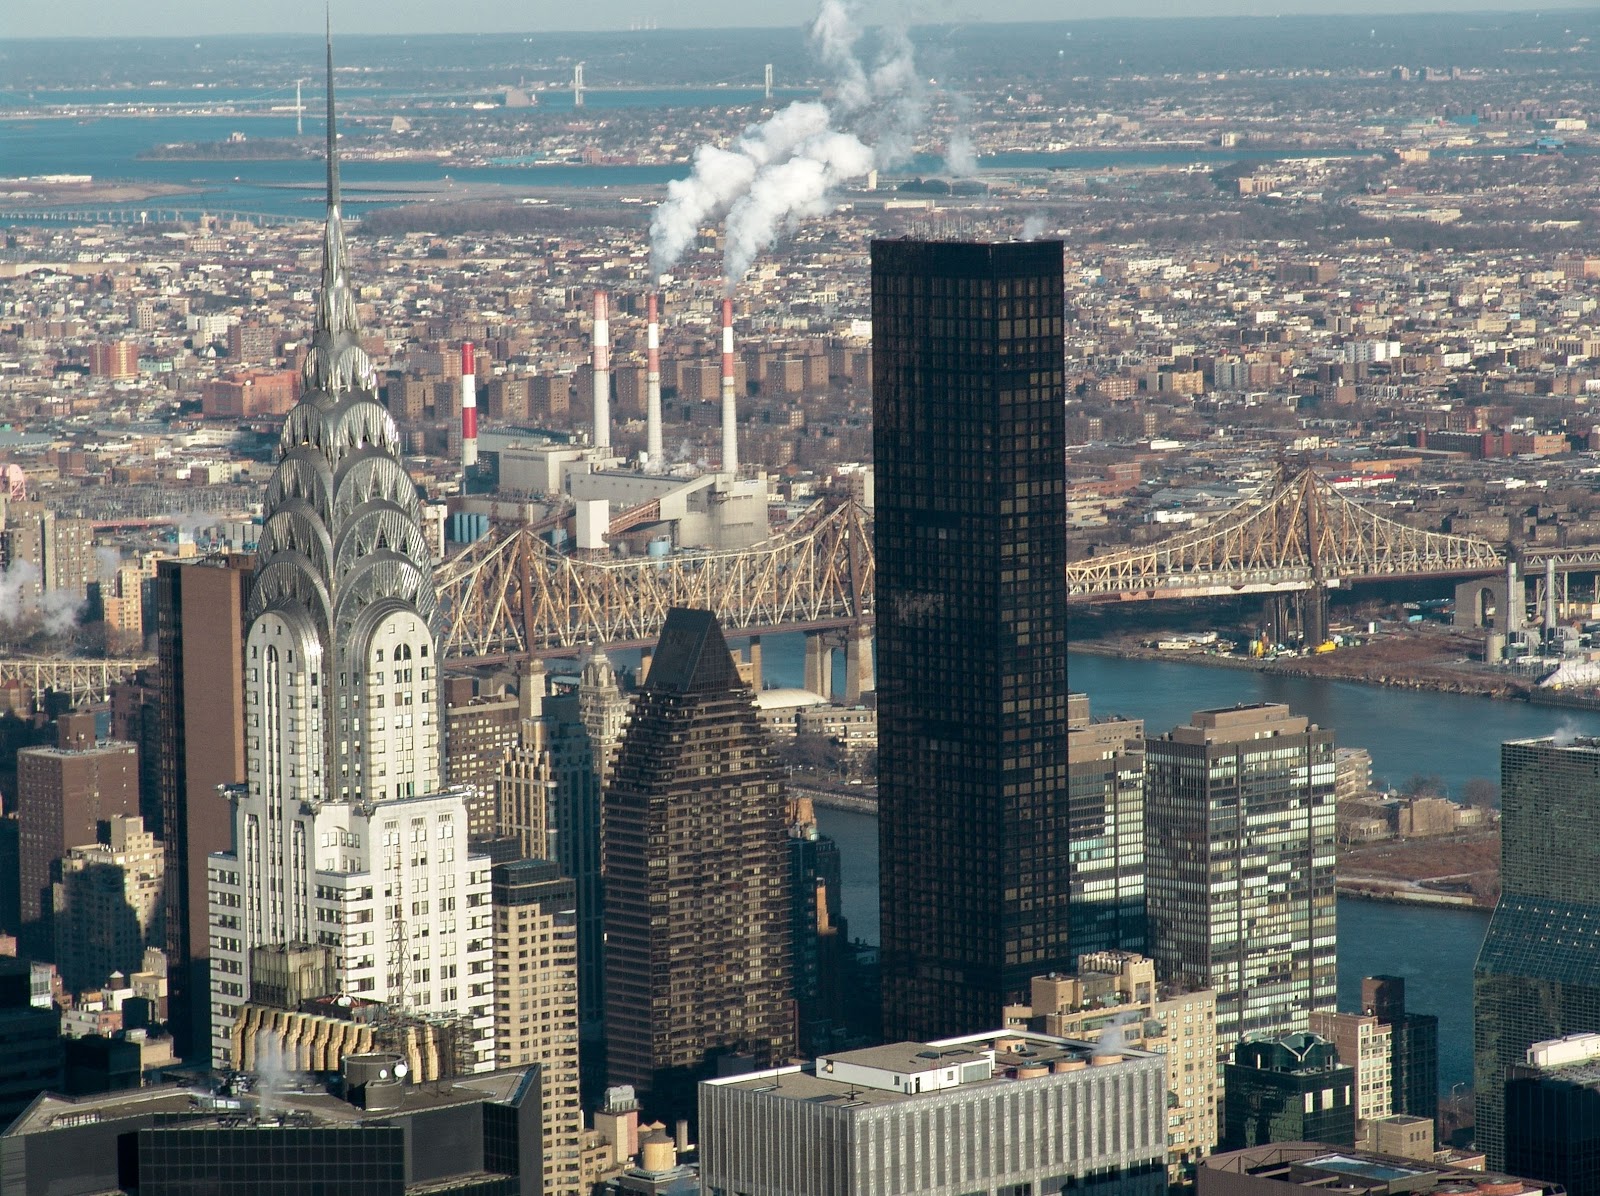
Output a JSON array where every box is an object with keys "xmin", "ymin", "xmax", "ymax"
[
  {"xmin": 1066, "ymin": 465, "xmax": 1504, "ymax": 602},
  {"xmin": 435, "ymin": 497, "xmax": 873, "ymax": 660}
]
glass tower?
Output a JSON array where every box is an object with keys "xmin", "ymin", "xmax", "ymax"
[
  {"xmin": 1066, "ymin": 705, "xmax": 1148, "ymax": 957},
  {"xmin": 1475, "ymin": 736, "xmax": 1600, "ymax": 1168},
  {"xmin": 872, "ymin": 238, "xmax": 1070, "ymax": 1041},
  {"xmin": 1144, "ymin": 704, "xmax": 1338, "ymax": 1050}
]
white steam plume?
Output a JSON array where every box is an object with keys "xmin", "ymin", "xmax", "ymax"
[
  {"xmin": 0, "ymin": 562, "xmax": 84, "ymax": 635},
  {"xmin": 95, "ymin": 547, "xmax": 123, "ymax": 580},
  {"xmin": 650, "ymin": 0, "xmax": 933, "ymax": 287},
  {"xmin": 650, "ymin": 103, "xmax": 834, "ymax": 280},
  {"xmin": 1022, "ymin": 212, "xmax": 1050, "ymax": 241},
  {"xmin": 724, "ymin": 132, "xmax": 876, "ymax": 287},
  {"xmin": 945, "ymin": 131, "xmax": 978, "ymax": 178}
]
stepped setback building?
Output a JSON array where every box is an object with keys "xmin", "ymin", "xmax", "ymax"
[
  {"xmin": 207, "ymin": 42, "xmax": 493, "ymax": 1070},
  {"xmin": 603, "ymin": 608, "xmax": 794, "ymax": 1122}
]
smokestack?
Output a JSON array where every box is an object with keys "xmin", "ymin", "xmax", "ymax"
[
  {"xmin": 592, "ymin": 289, "xmax": 611, "ymax": 450},
  {"xmin": 460, "ymin": 342, "xmax": 478, "ymax": 469},
  {"xmin": 645, "ymin": 292, "xmax": 663, "ymax": 467},
  {"xmin": 1547, "ymin": 557, "xmax": 1558, "ymax": 632},
  {"xmin": 720, "ymin": 296, "xmax": 738, "ymax": 474},
  {"xmin": 1507, "ymin": 560, "xmax": 1521, "ymax": 633}
]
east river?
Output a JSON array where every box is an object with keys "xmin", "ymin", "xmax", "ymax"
[{"xmin": 799, "ymin": 647, "xmax": 1600, "ymax": 1094}]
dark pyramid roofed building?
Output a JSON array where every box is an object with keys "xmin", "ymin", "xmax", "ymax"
[
  {"xmin": 639, "ymin": 608, "xmax": 742, "ymax": 695},
  {"xmin": 602, "ymin": 608, "xmax": 794, "ymax": 1125}
]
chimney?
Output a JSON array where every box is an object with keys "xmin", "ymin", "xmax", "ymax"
[
  {"xmin": 645, "ymin": 292, "xmax": 663, "ymax": 467},
  {"xmin": 593, "ymin": 289, "xmax": 611, "ymax": 450},
  {"xmin": 1547, "ymin": 557, "xmax": 1558, "ymax": 632},
  {"xmin": 460, "ymin": 342, "xmax": 478, "ymax": 469},
  {"xmin": 720, "ymin": 296, "xmax": 738, "ymax": 474}
]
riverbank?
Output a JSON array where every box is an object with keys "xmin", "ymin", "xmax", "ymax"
[{"xmin": 1069, "ymin": 631, "xmax": 1533, "ymax": 701}]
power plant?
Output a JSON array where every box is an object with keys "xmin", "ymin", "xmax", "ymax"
[{"xmin": 465, "ymin": 283, "xmax": 771, "ymax": 555}]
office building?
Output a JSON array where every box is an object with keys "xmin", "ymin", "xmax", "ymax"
[
  {"xmin": 700, "ymin": 1030, "xmax": 1167, "ymax": 1196},
  {"xmin": 1503, "ymin": 1032, "xmax": 1600, "ymax": 1196},
  {"xmin": 872, "ymin": 238, "xmax": 1070, "ymax": 1040},
  {"xmin": 0, "ymin": 958, "xmax": 64, "ymax": 1134},
  {"xmin": 496, "ymin": 663, "xmax": 555, "ymax": 863},
  {"xmin": 495, "ymin": 663, "xmax": 606, "ymax": 1037},
  {"xmin": 1199, "ymin": 1143, "xmax": 1559, "ymax": 1196},
  {"xmin": 1145, "ymin": 705, "xmax": 1337, "ymax": 1048},
  {"xmin": 1361, "ymin": 975, "xmax": 1438, "ymax": 1125},
  {"xmin": 603, "ymin": 608, "xmax": 794, "ymax": 1121},
  {"xmin": 444, "ymin": 675, "xmax": 522, "ymax": 845},
  {"xmin": 206, "ymin": 55, "xmax": 493, "ymax": 1071},
  {"xmin": 1475, "ymin": 735, "xmax": 1600, "ymax": 1168},
  {"xmin": 0, "ymin": 1058, "xmax": 544, "ymax": 1196},
  {"xmin": 16, "ymin": 713, "xmax": 139, "ymax": 958},
  {"xmin": 1308, "ymin": 1010, "xmax": 1391, "ymax": 1128},
  {"xmin": 577, "ymin": 649, "xmax": 629, "ymax": 788},
  {"xmin": 108, "ymin": 669, "xmax": 162, "ymax": 837},
  {"xmin": 155, "ymin": 552, "xmax": 252, "ymax": 1061},
  {"xmin": 1222, "ymin": 1033, "xmax": 1355, "ymax": 1151},
  {"xmin": 788, "ymin": 797, "xmax": 851, "ymax": 1056},
  {"xmin": 52, "ymin": 814, "xmax": 165, "ymax": 995},
  {"xmin": 1066, "ymin": 701, "xmax": 1147, "ymax": 956},
  {"xmin": 1008, "ymin": 952, "xmax": 1218, "ymax": 1175},
  {"xmin": 493, "ymin": 859, "xmax": 581, "ymax": 1196}
]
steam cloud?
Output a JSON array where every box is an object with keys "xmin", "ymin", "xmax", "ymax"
[
  {"xmin": 945, "ymin": 131, "xmax": 978, "ymax": 178},
  {"xmin": 0, "ymin": 562, "xmax": 83, "ymax": 635},
  {"xmin": 650, "ymin": 0, "xmax": 934, "ymax": 287},
  {"xmin": 1022, "ymin": 213, "xmax": 1050, "ymax": 241}
]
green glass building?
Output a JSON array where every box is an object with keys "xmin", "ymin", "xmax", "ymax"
[
  {"xmin": 1474, "ymin": 736, "xmax": 1600, "ymax": 1168},
  {"xmin": 1222, "ymin": 1032, "xmax": 1355, "ymax": 1150}
]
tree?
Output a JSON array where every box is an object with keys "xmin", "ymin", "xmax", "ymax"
[
  {"xmin": 1461, "ymin": 777, "xmax": 1500, "ymax": 810},
  {"xmin": 1401, "ymin": 773, "xmax": 1446, "ymax": 798}
]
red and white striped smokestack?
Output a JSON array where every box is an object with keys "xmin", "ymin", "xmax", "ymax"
[
  {"xmin": 645, "ymin": 292, "xmax": 663, "ymax": 467},
  {"xmin": 720, "ymin": 296, "xmax": 738, "ymax": 475},
  {"xmin": 460, "ymin": 342, "xmax": 478, "ymax": 469},
  {"xmin": 592, "ymin": 289, "xmax": 611, "ymax": 450}
]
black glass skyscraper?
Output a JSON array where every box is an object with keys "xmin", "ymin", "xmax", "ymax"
[
  {"xmin": 872, "ymin": 238, "xmax": 1070, "ymax": 1041},
  {"xmin": 1475, "ymin": 736, "xmax": 1600, "ymax": 1168}
]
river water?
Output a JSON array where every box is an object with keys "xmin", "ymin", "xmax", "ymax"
[
  {"xmin": 792, "ymin": 647, "xmax": 1575, "ymax": 1094},
  {"xmin": 0, "ymin": 108, "xmax": 1519, "ymax": 223}
]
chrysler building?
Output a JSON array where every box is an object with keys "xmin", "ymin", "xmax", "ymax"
[{"xmin": 208, "ymin": 39, "xmax": 494, "ymax": 1069}]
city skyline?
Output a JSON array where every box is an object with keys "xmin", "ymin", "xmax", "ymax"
[
  {"xmin": 8, "ymin": 0, "xmax": 1600, "ymax": 1180},
  {"xmin": 7, "ymin": 2, "xmax": 1585, "ymax": 39}
]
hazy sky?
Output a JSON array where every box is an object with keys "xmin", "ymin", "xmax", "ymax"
[{"xmin": 11, "ymin": 0, "xmax": 1586, "ymax": 39}]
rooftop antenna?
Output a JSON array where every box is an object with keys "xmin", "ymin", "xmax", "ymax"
[{"xmin": 326, "ymin": 5, "xmax": 340, "ymax": 212}]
